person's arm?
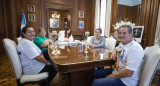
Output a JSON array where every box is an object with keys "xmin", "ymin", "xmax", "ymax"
[
  {"xmin": 40, "ymin": 40, "xmax": 49, "ymax": 47},
  {"xmin": 106, "ymin": 69, "xmax": 134, "ymax": 78},
  {"xmin": 34, "ymin": 54, "xmax": 51, "ymax": 65},
  {"xmin": 89, "ymin": 37, "xmax": 94, "ymax": 48},
  {"xmin": 111, "ymin": 49, "xmax": 117, "ymax": 61},
  {"xmin": 93, "ymin": 37, "xmax": 105, "ymax": 48}
]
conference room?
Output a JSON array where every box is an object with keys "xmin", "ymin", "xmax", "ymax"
[{"xmin": 0, "ymin": 0, "xmax": 160, "ymax": 86}]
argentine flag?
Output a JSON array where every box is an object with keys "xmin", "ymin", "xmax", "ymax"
[{"xmin": 20, "ymin": 13, "xmax": 26, "ymax": 36}]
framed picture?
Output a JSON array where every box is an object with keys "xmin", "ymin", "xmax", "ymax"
[
  {"xmin": 79, "ymin": 11, "xmax": 84, "ymax": 18},
  {"xmin": 133, "ymin": 26, "xmax": 144, "ymax": 43},
  {"xmin": 28, "ymin": 5, "xmax": 35, "ymax": 12},
  {"xmin": 85, "ymin": 31, "xmax": 90, "ymax": 37},
  {"xmin": 79, "ymin": 21, "xmax": 84, "ymax": 29},
  {"xmin": 28, "ymin": 14, "xmax": 36, "ymax": 22},
  {"xmin": 50, "ymin": 18, "xmax": 59, "ymax": 28}
]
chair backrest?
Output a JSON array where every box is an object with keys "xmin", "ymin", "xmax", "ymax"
[
  {"xmin": 3, "ymin": 38, "xmax": 22, "ymax": 79},
  {"xmin": 58, "ymin": 30, "xmax": 65, "ymax": 36},
  {"xmin": 139, "ymin": 46, "xmax": 160, "ymax": 86},
  {"xmin": 86, "ymin": 36, "xmax": 93, "ymax": 44},
  {"xmin": 17, "ymin": 36, "xmax": 22, "ymax": 43},
  {"xmin": 105, "ymin": 37, "xmax": 117, "ymax": 51},
  {"xmin": 52, "ymin": 30, "xmax": 57, "ymax": 35}
]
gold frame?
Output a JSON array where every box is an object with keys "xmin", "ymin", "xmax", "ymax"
[
  {"xmin": 79, "ymin": 11, "xmax": 84, "ymax": 18},
  {"xmin": 28, "ymin": 5, "xmax": 35, "ymax": 12},
  {"xmin": 28, "ymin": 14, "xmax": 36, "ymax": 22}
]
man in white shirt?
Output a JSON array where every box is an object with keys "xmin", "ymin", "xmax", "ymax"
[{"xmin": 93, "ymin": 25, "xmax": 144, "ymax": 86}]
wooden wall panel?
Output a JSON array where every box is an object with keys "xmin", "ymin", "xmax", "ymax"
[
  {"xmin": 0, "ymin": 0, "xmax": 6, "ymax": 57},
  {"xmin": 21, "ymin": 0, "xmax": 42, "ymax": 34},
  {"xmin": 110, "ymin": 0, "xmax": 118, "ymax": 33},
  {"xmin": 140, "ymin": 0, "xmax": 159, "ymax": 48},
  {"xmin": 111, "ymin": 0, "xmax": 159, "ymax": 48}
]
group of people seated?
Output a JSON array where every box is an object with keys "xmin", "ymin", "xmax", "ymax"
[{"xmin": 17, "ymin": 25, "xmax": 144, "ymax": 86}]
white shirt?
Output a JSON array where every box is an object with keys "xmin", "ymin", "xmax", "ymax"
[
  {"xmin": 17, "ymin": 38, "xmax": 45, "ymax": 74},
  {"xmin": 115, "ymin": 40, "xmax": 144, "ymax": 86}
]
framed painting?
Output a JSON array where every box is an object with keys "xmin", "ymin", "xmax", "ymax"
[
  {"xmin": 50, "ymin": 18, "xmax": 59, "ymax": 28},
  {"xmin": 79, "ymin": 11, "xmax": 84, "ymax": 18},
  {"xmin": 85, "ymin": 31, "xmax": 90, "ymax": 37},
  {"xmin": 28, "ymin": 5, "xmax": 35, "ymax": 12},
  {"xmin": 79, "ymin": 21, "xmax": 84, "ymax": 29},
  {"xmin": 28, "ymin": 14, "xmax": 36, "ymax": 22},
  {"xmin": 133, "ymin": 26, "xmax": 144, "ymax": 43}
]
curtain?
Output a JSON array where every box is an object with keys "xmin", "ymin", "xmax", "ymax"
[
  {"xmin": 94, "ymin": 0, "xmax": 112, "ymax": 37},
  {"xmin": 94, "ymin": 0, "xmax": 100, "ymax": 32},
  {"xmin": 104, "ymin": 0, "xmax": 112, "ymax": 37},
  {"xmin": 154, "ymin": 5, "xmax": 160, "ymax": 45}
]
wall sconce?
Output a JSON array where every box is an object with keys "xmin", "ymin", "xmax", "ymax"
[{"xmin": 52, "ymin": 11, "xmax": 60, "ymax": 19}]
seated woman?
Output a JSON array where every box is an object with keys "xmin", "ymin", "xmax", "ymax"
[
  {"xmin": 17, "ymin": 26, "xmax": 57, "ymax": 83},
  {"xmin": 58, "ymin": 28, "xmax": 74, "ymax": 42},
  {"xmin": 89, "ymin": 28, "xmax": 105, "ymax": 48},
  {"xmin": 33, "ymin": 28, "xmax": 52, "ymax": 60}
]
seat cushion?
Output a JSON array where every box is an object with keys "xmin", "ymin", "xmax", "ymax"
[{"xmin": 20, "ymin": 72, "xmax": 48, "ymax": 84}]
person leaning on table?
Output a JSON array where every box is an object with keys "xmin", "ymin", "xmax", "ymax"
[
  {"xmin": 89, "ymin": 28, "xmax": 105, "ymax": 48},
  {"xmin": 92, "ymin": 25, "xmax": 144, "ymax": 86},
  {"xmin": 17, "ymin": 26, "xmax": 57, "ymax": 83},
  {"xmin": 33, "ymin": 28, "xmax": 52, "ymax": 61}
]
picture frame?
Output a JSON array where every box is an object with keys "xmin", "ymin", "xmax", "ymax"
[
  {"xmin": 28, "ymin": 14, "xmax": 36, "ymax": 22},
  {"xmin": 79, "ymin": 21, "xmax": 84, "ymax": 29},
  {"xmin": 133, "ymin": 26, "xmax": 144, "ymax": 43},
  {"xmin": 28, "ymin": 5, "xmax": 35, "ymax": 12},
  {"xmin": 79, "ymin": 11, "xmax": 84, "ymax": 18},
  {"xmin": 50, "ymin": 18, "xmax": 59, "ymax": 28},
  {"xmin": 85, "ymin": 31, "xmax": 90, "ymax": 37}
]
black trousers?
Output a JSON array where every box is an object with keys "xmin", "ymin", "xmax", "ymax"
[
  {"xmin": 40, "ymin": 50, "xmax": 57, "ymax": 82},
  {"xmin": 39, "ymin": 65, "xmax": 57, "ymax": 82},
  {"xmin": 43, "ymin": 50, "xmax": 50, "ymax": 61}
]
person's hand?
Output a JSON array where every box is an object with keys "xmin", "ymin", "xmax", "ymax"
[
  {"xmin": 105, "ymin": 74, "xmax": 112, "ymax": 78},
  {"xmin": 64, "ymin": 38, "xmax": 69, "ymax": 42},
  {"xmin": 44, "ymin": 40, "xmax": 49, "ymax": 45},
  {"xmin": 89, "ymin": 44, "xmax": 94, "ymax": 48},
  {"xmin": 111, "ymin": 52, "xmax": 117, "ymax": 61},
  {"xmin": 48, "ymin": 39, "xmax": 52, "ymax": 43}
]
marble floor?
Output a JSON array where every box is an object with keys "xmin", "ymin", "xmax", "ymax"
[{"xmin": 0, "ymin": 56, "xmax": 159, "ymax": 86}]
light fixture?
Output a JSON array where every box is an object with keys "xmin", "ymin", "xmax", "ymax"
[{"xmin": 52, "ymin": 11, "xmax": 60, "ymax": 19}]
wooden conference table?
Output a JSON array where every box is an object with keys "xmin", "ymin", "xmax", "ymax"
[{"xmin": 48, "ymin": 44, "xmax": 115, "ymax": 86}]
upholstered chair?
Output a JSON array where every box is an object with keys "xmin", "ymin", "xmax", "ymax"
[
  {"xmin": 58, "ymin": 30, "xmax": 65, "ymax": 41},
  {"xmin": 105, "ymin": 37, "xmax": 117, "ymax": 51},
  {"xmin": 17, "ymin": 36, "xmax": 22, "ymax": 43},
  {"xmin": 139, "ymin": 46, "xmax": 160, "ymax": 86},
  {"xmin": 3, "ymin": 38, "xmax": 49, "ymax": 86},
  {"xmin": 86, "ymin": 36, "xmax": 93, "ymax": 44}
]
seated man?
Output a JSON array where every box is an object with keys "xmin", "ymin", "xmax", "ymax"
[{"xmin": 92, "ymin": 25, "xmax": 144, "ymax": 86}]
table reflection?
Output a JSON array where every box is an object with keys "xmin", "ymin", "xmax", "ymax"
[{"xmin": 48, "ymin": 45, "xmax": 113, "ymax": 65}]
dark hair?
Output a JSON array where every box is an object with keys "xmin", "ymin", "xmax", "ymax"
[
  {"xmin": 119, "ymin": 25, "xmax": 133, "ymax": 34},
  {"xmin": 65, "ymin": 28, "xmax": 72, "ymax": 38},
  {"xmin": 95, "ymin": 28, "xmax": 102, "ymax": 34},
  {"xmin": 22, "ymin": 26, "xmax": 33, "ymax": 38}
]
